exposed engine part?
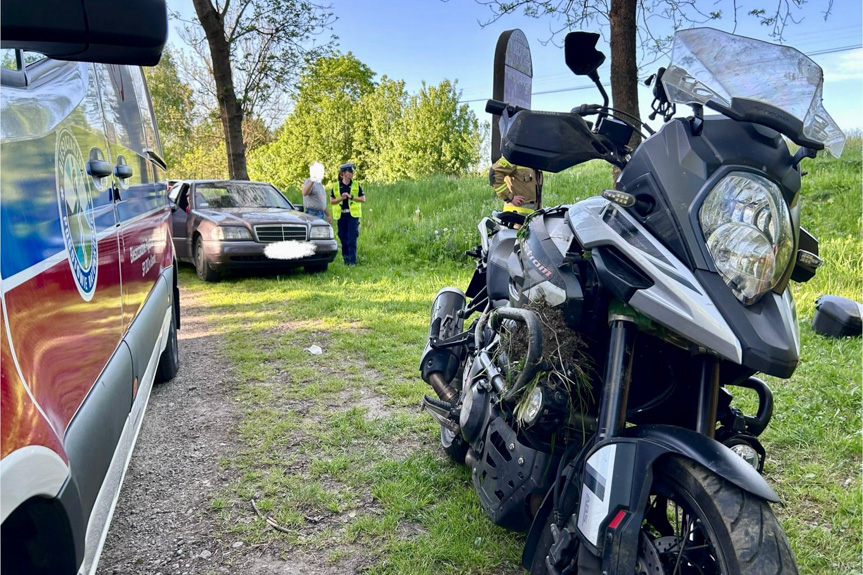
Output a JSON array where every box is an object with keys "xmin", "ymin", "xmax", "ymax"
[
  {"xmin": 490, "ymin": 307, "xmax": 546, "ymax": 401},
  {"xmin": 460, "ymin": 378, "xmax": 492, "ymax": 444},
  {"xmin": 428, "ymin": 372, "xmax": 458, "ymax": 404}
]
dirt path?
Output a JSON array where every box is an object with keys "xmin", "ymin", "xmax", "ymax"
[{"xmin": 97, "ymin": 289, "xmax": 245, "ymax": 575}]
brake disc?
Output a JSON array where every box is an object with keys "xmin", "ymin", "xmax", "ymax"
[{"xmin": 635, "ymin": 531, "xmax": 667, "ymax": 575}]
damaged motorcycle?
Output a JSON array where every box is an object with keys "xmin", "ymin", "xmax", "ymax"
[{"xmin": 419, "ymin": 27, "xmax": 845, "ymax": 575}]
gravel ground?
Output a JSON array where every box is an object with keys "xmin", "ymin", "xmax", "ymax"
[
  {"xmin": 97, "ymin": 287, "xmax": 354, "ymax": 574},
  {"xmin": 96, "ymin": 288, "xmax": 246, "ymax": 575}
]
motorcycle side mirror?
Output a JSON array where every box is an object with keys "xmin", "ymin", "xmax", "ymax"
[{"xmin": 564, "ymin": 31, "xmax": 606, "ymax": 80}]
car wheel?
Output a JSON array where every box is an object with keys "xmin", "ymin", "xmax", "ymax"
[
  {"xmin": 304, "ymin": 262, "xmax": 328, "ymax": 274},
  {"xmin": 194, "ymin": 237, "xmax": 219, "ymax": 282},
  {"xmin": 155, "ymin": 310, "xmax": 179, "ymax": 383}
]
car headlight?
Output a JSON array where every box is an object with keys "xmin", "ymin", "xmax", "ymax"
[
  {"xmin": 310, "ymin": 225, "xmax": 332, "ymax": 240},
  {"xmin": 699, "ymin": 172, "xmax": 793, "ymax": 305},
  {"xmin": 210, "ymin": 226, "xmax": 252, "ymax": 241}
]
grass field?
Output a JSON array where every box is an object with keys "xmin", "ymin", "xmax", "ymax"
[{"xmin": 180, "ymin": 138, "xmax": 861, "ymax": 573}]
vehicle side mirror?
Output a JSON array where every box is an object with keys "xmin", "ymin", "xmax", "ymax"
[
  {"xmin": 1, "ymin": 0, "xmax": 167, "ymax": 66},
  {"xmin": 170, "ymin": 204, "xmax": 178, "ymax": 213},
  {"xmin": 564, "ymin": 31, "xmax": 606, "ymax": 80}
]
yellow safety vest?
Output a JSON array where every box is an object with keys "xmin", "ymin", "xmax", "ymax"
[{"xmin": 332, "ymin": 180, "xmax": 362, "ymax": 220}]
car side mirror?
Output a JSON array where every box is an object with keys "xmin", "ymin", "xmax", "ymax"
[
  {"xmin": 1, "ymin": 0, "xmax": 167, "ymax": 65},
  {"xmin": 564, "ymin": 31, "xmax": 606, "ymax": 80}
]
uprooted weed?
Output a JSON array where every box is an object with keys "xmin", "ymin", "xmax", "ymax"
[{"xmin": 497, "ymin": 300, "xmax": 594, "ymax": 427}]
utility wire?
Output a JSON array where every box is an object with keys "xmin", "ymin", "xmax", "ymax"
[{"xmin": 458, "ymin": 43, "xmax": 862, "ymax": 104}]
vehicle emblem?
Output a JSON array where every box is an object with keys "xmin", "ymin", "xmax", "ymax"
[{"xmin": 56, "ymin": 128, "xmax": 98, "ymax": 301}]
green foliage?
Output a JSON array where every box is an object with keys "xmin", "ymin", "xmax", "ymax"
[
  {"xmin": 248, "ymin": 52, "xmax": 375, "ymax": 189},
  {"xmin": 384, "ymin": 80, "xmax": 482, "ymax": 182},
  {"xmin": 144, "ymin": 48, "xmax": 195, "ymax": 170},
  {"xmin": 248, "ymin": 53, "xmax": 483, "ymax": 190}
]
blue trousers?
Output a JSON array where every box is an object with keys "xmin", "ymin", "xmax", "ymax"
[{"xmin": 337, "ymin": 215, "xmax": 359, "ymax": 264}]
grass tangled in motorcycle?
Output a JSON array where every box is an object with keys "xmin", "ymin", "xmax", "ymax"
[{"xmin": 497, "ymin": 299, "xmax": 596, "ymax": 433}]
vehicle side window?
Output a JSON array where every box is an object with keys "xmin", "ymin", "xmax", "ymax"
[
  {"xmin": 129, "ymin": 66, "xmax": 159, "ymax": 151},
  {"xmin": 1, "ymin": 49, "xmax": 25, "ymax": 87},
  {"xmin": 176, "ymin": 185, "xmax": 190, "ymax": 212}
]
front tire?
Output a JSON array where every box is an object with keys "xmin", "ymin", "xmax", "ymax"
[
  {"xmin": 305, "ymin": 262, "xmax": 328, "ymax": 273},
  {"xmin": 530, "ymin": 455, "xmax": 798, "ymax": 574},
  {"xmin": 194, "ymin": 237, "xmax": 218, "ymax": 282},
  {"xmin": 155, "ymin": 310, "xmax": 179, "ymax": 383}
]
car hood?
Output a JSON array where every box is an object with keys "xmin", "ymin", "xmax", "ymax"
[{"xmin": 198, "ymin": 208, "xmax": 318, "ymax": 226}]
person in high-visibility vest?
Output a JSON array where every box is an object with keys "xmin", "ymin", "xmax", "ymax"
[
  {"xmin": 330, "ymin": 162, "xmax": 365, "ymax": 266},
  {"xmin": 489, "ymin": 156, "xmax": 542, "ymax": 215}
]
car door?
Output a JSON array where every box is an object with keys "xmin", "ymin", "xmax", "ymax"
[
  {"xmin": 170, "ymin": 182, "xmax": 192, "ymax": 261},
  {"xmin": 95, "ymin": 63, "xmax": 172, "ymax": 387},
  {"xmin": 0, "ymin": 53, "xmax": 132, "ymax": 521}
]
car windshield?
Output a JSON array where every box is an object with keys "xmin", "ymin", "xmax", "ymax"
[
  {"xmin": 195, "ymin": 182, "xmax": 293, "ymax": 209},
  {"xmin": 661, "ymin": 28, "xmax": 845, "ymax": 157}
]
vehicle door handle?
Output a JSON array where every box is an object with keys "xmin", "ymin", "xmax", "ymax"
[
  {"xmin": 115, "ymin": 164, "xmax": 133, "ymax": 179},
  {"xmin": 86, "ymin": 160, "xmax": 113, "ymax": 178}
]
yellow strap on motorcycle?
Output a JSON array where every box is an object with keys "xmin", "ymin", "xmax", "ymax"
[{"xmin": 503, "ymin": 203, "xmax": 533, "ymax": 215}]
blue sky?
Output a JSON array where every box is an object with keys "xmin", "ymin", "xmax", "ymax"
[{"xmin": 167, "ymin": 0, "xmax": 862, "ymax": 133}]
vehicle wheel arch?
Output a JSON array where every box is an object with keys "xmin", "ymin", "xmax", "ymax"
[{"xmin": 1, "ymin": 491, "xmax": 82, "ymax": 575}]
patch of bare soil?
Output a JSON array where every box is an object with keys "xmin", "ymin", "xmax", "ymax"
[{"xmin": 96, "ymin": 286, "xmax": 380, "ymax": 575}]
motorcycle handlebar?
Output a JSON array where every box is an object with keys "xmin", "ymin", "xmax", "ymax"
[{"xmin": 485, "ymin": 99, "xmax": 529, "ymax": 116}]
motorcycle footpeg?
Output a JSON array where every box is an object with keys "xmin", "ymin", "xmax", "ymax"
[{"xmin": 420, "ymin": 395, "xmax": 460, "ymax": 433}]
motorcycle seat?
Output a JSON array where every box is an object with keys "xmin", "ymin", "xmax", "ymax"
[{"xmin": 492, "ymin": 210, "xmax": 526, "ymax": 229}]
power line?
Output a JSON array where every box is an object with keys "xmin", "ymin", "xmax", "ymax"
[{"xmin": 458, "ymin": 43, "xmax": 862, "ymax": 104}]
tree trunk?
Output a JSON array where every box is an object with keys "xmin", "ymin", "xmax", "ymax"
[
  {"xmin": 609, "ymin": 0, "xmax": 640, "ymax": 153},
  {"xmin": 192, "ymin": 0, "xmax": 249, "ymax": 180}
]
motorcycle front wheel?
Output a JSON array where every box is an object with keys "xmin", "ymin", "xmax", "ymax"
[{"xmin": 529, "ymin": 455, "xmax": 798, "ymax": 574}]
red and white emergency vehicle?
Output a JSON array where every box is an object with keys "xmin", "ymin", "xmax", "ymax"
[{"xmin": 0, "ymin": 2, "xmax": 178, "ymax": 573}]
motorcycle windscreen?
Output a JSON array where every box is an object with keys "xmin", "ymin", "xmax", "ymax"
[{"xmin": 501, "ymin": 110, "xmax": 607, "ymax": 173}]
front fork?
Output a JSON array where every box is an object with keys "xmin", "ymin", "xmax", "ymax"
[{"xmin": 539, "ymin": 319, "xmax": 776, "ymax": 575}]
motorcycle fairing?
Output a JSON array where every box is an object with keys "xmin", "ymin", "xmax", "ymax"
[
  {"xmin": 617, "ymin": 116, "xmax": 802, "ymax": 272},
  {"xmin": 569, "ymin": 197, "xmax": 742, "ymax": 363}
]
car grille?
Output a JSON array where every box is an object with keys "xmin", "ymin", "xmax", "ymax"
[{"xmin": 254, "ymin": 224, "xmax": 307, "ymax": 243}]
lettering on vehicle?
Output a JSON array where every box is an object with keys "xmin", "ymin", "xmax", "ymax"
[
  {"xmin": 524, "ymin": 242, "xmax": 553, "ymax": 278},
  {"xmin": 130, "ymin": 238, "xmax": 157, "ymax": 277},
  {"xmin": 56, "ymin": 128, "xmax": 98, "ymax": 301}
]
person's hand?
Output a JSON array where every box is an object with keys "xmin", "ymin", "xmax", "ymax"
[
  {"xmin": 326, "ymin": 214, "xmax": 332, "ymax": 224},
  {"xmin": 341, "ymin": 192, "xmax": 350, "ymax": 200},
  {"xmin": 511, "ymin": 195, "xmax": 525, "ymax": 207}
]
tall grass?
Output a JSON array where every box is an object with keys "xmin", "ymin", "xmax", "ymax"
[{"xmin": 190, "ymin": 139, "xmax": 861, "ymax": 573}]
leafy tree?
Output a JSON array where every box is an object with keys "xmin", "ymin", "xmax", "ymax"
[
  {"xmin": 143, "ymin": 48, "xmax": 195, "ymax": 171},
  {"xmin": 388, "ymin": 80, "xmax": 482, "ymax": 181},
  {"xmin": 249, "ymin": 54, "xmax": 482, "ymax": 187},
  {"xmin": 182, "ymin": 0, "xmax": 335, "ymax": 180},
  {"xmin": 354, "ymin": 77, "xmax": 409, "ymax": 182},
  {"xmin": 473, "ymin": 0, "xmax": 835, "ymax": 145},
  {"xmin": 249, "ymin": 53, "xmax": 375, "ymax": 188}
]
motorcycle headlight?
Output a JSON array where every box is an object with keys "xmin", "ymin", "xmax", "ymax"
[
  {"xmin": 210, "ymin": 226, "xmax": 252, "ymax": 241},
  {"xmin": 699, "ymin": 172, "xmax": 793, "ymax": 305},
  {"xmin": 522, "ymin": 387, "xmax": 544, "ymax": 426},
  {"xmin": 310, "ymin": 225, "xmax": 333, "ymax": 240}
]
